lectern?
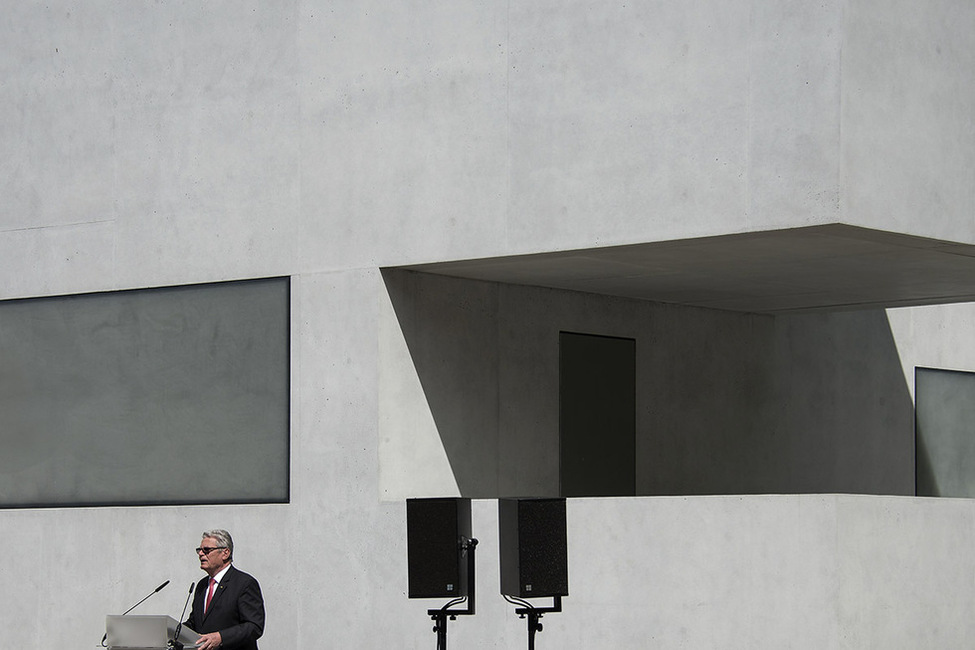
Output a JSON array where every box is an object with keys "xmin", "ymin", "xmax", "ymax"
[{"xmin": 105, "ymin": 615, "xmax": 199, "ymax": 650}]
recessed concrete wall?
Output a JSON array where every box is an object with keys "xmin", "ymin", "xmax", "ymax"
[
  {"xmin": 381, "ymin": 270, "xmax": 915, "ymax": 499},
  {"xmin": 773, "ymin": 310, "xmax": 916, "ymax": 495}
]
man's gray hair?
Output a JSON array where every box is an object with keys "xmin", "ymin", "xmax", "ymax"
[{"xmin": 202, "ymin": 529, "xmax": 234, "ymax": 561}]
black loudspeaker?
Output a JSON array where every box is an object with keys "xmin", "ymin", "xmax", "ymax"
[
  {"xmin": 499, "ymin": 498, "xmax": 568, "ymax": 598},
  {"xmin": 407, "ymin": 497, "xmax": 472, "ymax": 598}
]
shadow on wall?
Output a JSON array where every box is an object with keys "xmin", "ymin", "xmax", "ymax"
[
  {"xmin": 382, "ymin": 269, "xmax": 503, "ymax": 497},
  {"xmin": 772, "ymin": 310, "xmax": 916, "ymax": 496},
  {"xmin": 916, "ymin": 421, "xmax": 940, "ymax": 496},
  {"xmin": 382, "ymin": 268, "xmax": 917, "ymax": 498}
]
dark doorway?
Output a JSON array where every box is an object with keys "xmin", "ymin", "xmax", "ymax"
[{"xmin": 559, "ymin": 332, "xmax": 636, "ymax": 497}]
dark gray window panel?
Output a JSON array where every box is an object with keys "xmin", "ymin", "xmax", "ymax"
[
  {"xmin": 916, "ymin": 366, "xmax": 975, "ymax": 498},
  {"xmin": 0, "ymin": 277, "xmax": 290, "ymax": 508}
]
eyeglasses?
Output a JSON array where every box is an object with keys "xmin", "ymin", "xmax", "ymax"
[{"xmin": 196, "ymin": 546, "xmax": 227, "ymax": 555}]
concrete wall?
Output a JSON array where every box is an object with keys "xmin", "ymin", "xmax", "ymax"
[
  {"xmin": 773, "ymin": 310, "xmax": 916, "ymax": 495},
  {"xmin": 841, "ymin": 0, "xmax": 975, "ymax": 242},
  {"xmin": 564, "ymin": 495, "xmax": 975, "ymax": 649},
  {"xmin": 5, "ymin": 3, "xmax": 974, "ymax": 292},
  {"xmin": 3, "ymin": 1, "xmax": 975, "ymax": 648},
  {"xmin": 381, "ymin": 270, "xmax": 916, "ymax": 499}
]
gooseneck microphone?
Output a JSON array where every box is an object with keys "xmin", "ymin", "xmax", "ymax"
[
  {"xmin": 101, "ymin": 580, "xmax": 171, "ymax": 646},
  {"xmin": 171, "ymin": 582, "xmax": 196, "ymax": 650},
  {"xmin": 122, "ymin": 580, "xmax": 170, "ymax": 615}
]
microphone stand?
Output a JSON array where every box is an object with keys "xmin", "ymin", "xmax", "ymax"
[{"xmin": 170, "ymin": 582, "xmax": 195, "ymax": 650}]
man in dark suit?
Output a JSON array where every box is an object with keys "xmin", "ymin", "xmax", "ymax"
[{"xmin": 184, "ymin": 529, "xmax": 265, "ymax": 650}]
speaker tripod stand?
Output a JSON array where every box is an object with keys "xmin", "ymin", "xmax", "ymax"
[
  {"xmin": 505, "ymin": 594, "xmax": 562, "ymax": 650},
  {"xmin": 427, "ymin": 537, "xmax": 478, "ymax": 650}
]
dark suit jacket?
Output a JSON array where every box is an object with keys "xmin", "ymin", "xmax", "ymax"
[{"xmin": 184, "ymin": 565, "xmax": 265, "ymax": 650}]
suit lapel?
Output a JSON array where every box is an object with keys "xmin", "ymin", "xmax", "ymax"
[
  {"xmin": 195, "ymin": 577, "xmax": 210, "ymax": 624},
  {"xmin": 202, "ymin": 565, "xmax": 234, "ymax": 622}
]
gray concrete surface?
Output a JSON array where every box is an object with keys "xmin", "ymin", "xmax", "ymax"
[
  {"xmin": 3, "ymin": 1, "xmax": 975, "ymax": 647},
  {"xmin": 381, "ymin": 270, "xmax": 916, "ymax": 498}
]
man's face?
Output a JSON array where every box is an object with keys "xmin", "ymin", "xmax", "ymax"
[{"xmin": 198, "ymin": 537, "xmax": 231, "ymax": 576}]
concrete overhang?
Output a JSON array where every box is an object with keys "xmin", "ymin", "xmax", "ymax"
[{"xmin": 397, "ymin": 224, "xmax": 975, "ymax": 314}]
